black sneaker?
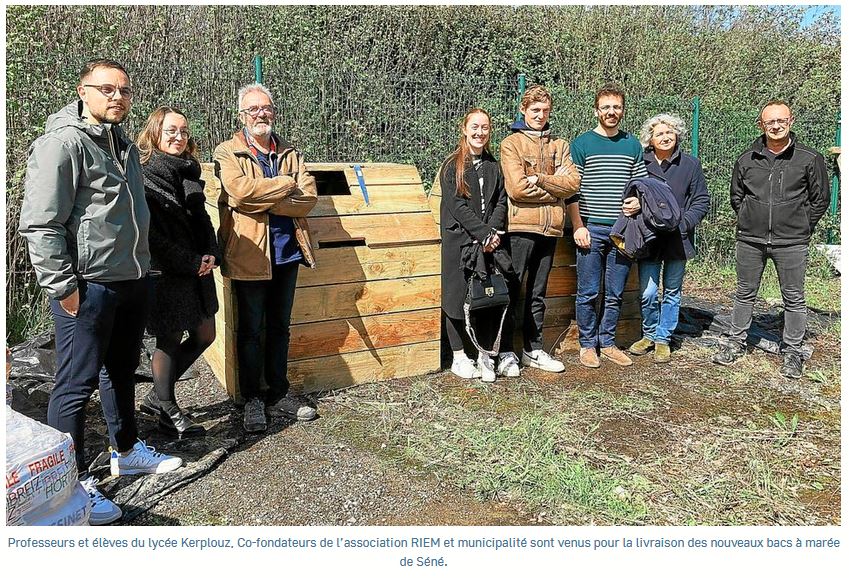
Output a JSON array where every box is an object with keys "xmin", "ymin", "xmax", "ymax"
[
  {"xmin": 779, "ymin": 353, "xmax": 803, "ymax": 379},
  {"xmin": 712, "ymin": 343, "xmax": 744, "ymax": 366}
]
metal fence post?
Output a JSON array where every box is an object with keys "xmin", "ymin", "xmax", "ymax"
[
  {"xmin": 515, "ymin": 73, "xmax": 526, "ymax": 124},
  {"xmin": 254, "ymin": 55, "xmax": 263, "ymax": 84},
  {"xmin": 691, "ymin": 96, "xmax": 700, "ymax": 158},
  {"xmin": 828, "ymin": 111, "xmax": 840, "ymax": 244}
]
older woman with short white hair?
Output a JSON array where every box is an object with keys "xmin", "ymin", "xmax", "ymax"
[{"xmin": 628, "ymin": 113, "xmax": 710, "ymax": 362}]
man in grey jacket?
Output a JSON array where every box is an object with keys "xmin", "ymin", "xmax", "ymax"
[{"xmin": 19, "ymin": 59, "xmax": 182, "ymax": 525}]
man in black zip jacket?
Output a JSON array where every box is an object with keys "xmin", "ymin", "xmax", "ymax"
[{"xmin": 712, "ymin": 100, "xmax": 830, "ymax": 378}]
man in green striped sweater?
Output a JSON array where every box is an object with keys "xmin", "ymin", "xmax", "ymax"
[{"xmin": 568, "ymin": 84, "xmax": 647, "ymax": 368}]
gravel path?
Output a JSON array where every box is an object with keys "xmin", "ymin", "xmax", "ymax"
[{"xmin": 126, "ymin": 359, "xmax": 532, "ymax": 526}]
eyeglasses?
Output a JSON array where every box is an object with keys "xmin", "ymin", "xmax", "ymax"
[
  {"xmin": 597, "ymin": 104, "xmax": 623, "ymax": 113},
  {"xmin": 82, "ymin": 84, "xmax": 134, "ymax": 100},
  {"xmin": 760, "ymin": 118, "xmax": 791, "ymax": 127},
  {"xmin": 239, "ymin": 105, "xmax": 276, "ymax": 117},
  {"xmin": 163, "ymin": 128, "xmax": 191, "ymax": 139}
]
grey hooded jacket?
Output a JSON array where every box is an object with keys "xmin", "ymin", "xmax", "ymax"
[{"xmin": 19, "ymin": 101, "xmax": 150, "ymax": 301}]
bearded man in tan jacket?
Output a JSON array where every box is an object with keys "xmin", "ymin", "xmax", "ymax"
[
  {"xmin": 499, "ymin": 85, "xmax": 581, "ymax": 373},
  {"xmin": 213, "ymin": 83, "xmax": 318, "ymax": 433}
]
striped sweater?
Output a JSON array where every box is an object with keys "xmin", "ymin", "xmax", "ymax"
[{"xmin": 570, "ymin": 130, "xmax": 647, "ymax": 225}]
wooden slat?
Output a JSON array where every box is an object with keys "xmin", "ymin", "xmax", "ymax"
[
  {"xmin": 309, "ymin": 213, "xmax": 440, "ymax": 247},
  {"xmin": 291, "ymin": 275, "xmax": 441, "ymax": 324},
  {"xmin": 288, "ymin": 341, "xmax": 441, "ymax": 394},
  {"xmin": 298, "ymin": 245, "xmax": 440, "ymax": 287},
  {"xmin": 311, "ymin": 184, "xmax": 430, "ymax": 217},
  {"xmin": 289, "ymin": 309, "xmax": 440, "ymax": 360}
]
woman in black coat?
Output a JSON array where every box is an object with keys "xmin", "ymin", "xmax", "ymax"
[
  {"xmin": 136, "ymin": 106, "xmax": 220, "ymax": 437},
  {"xmin": 440, "ymin": 108, "xmax": 515, "ymax": 382}
]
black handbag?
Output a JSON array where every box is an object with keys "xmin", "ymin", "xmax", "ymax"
[{"xmin": 466, "ymin": 271, "xmax": 510, "ymax": 311}]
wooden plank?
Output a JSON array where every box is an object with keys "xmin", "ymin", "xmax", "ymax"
[
  {"xmin": 291, "ymin": 275, "xmax": 441, "ymax": 324},
  {"xmin": 288, "ymin": 341, "xmax": 441, "ymax": 394},
  {"xmin": 309, "ymin": 213, "xmax": 440, "ymax": 247},
  {"xmin": 289, "ymin": 309, "xmax": 440, "ymax": 360},
  {"xmin": 311, "ymin": 184, "xmax": 430, "ymax": 217},
  {"xmin": 298, "ymin": 245, "xmax": 440, "ymax": 287}
]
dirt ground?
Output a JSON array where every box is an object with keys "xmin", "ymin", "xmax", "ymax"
[{"xmin": 8, "ymin": 293, "xmax": 840, "ymax": 526}]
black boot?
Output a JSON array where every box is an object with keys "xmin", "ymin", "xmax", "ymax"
[
  {"xmin": 139, "ymin": 388, "xmax": 161, "ymax": 416},
  {"xmin": 157, "ymin": 400, "xmax": 206, "ymax": 439}
]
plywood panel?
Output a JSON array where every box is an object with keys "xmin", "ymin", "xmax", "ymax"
[
  {"xmin": 288, "ymin": 341, "xmax": 441, "ymax": 394},
  {"xmin": 291, "ymin": 275, "xmax": 441, "ymax": 324},
  {"xmin": 289, "ymin": 309, "xmax": 440, "ymax": 360},
  {"xmin": 298, "ymin": 245, "xmax": 440, "ymax": 287},
  {"xmin": 309, "ymin": 213, "xmax": 440, "ymax": 247},
  {"xmin": 312, "ymin": 184, "xmax": 430, "ymax": 217}
]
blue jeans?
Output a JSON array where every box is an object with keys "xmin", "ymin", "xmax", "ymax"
[
  {"xmin": 232, "ymin": 262, "xmax": 299, "ymax": 404},
  {"xmin": 638, "ymin": 259, "xmax": 686, "ymax": 344},
  {"xmin": 575, "ymin": 223, "xmax": 634, "ymax": 348},
  {"xmin": 49, "ymin": 277, "xmax": 150, "ymax": 474}
]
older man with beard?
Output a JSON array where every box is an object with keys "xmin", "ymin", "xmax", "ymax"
[{"xmin": 213, "ymin": 83, "xmax": 318, "ymax": 433}]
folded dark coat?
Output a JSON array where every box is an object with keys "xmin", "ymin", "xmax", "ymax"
[{"xmin": 610, "ymin": 177, "xmax": 681, "ymax": 260}]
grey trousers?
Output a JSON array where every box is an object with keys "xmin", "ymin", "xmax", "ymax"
[{"xmin": 726, "ymin": 240, "xmax": 808, "ymax": 355}]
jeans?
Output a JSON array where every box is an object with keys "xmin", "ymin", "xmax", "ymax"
[
  {"xmin": 232, "ymin": 262, "xmax": 299, "ymax": 404},
  {"xmin": 49, "ymin": 277, "xmax": 150, "ymax": 474},
  {"xmin": 638, "ymin": 259, "xmax": 686, "ymax": 344},
  {"xmin": 575, "ymin": 223, "xmax": 634, "ymax": 348},
  {"xmin": 504, "ymin": 233, "xmax": 557, "ymax": 352},
  {"xmin": 726, "ymin": 241, "xmax": 808, "ymax": 355}
]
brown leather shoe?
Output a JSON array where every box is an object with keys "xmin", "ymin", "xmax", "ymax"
[
  {"xmin": 600, "ymin": 346, "xmax": 633, "ymax": 366},
  {"xmin": 579, "ymin": 347, "xmax": 600, "ymax": 368}
]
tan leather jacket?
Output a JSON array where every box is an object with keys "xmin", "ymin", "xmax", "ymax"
[
  {"xmin": 499, "ymin": 130, "xmax": 581, "ymax": 237},
  {"xmin": 213, "ymin": 131, "xmax": 317, "ymax": 280}
]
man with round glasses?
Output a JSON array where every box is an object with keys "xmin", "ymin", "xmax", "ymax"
[
  {"xmin": 213, "ymin": 83, "xmax": 318, "ymax": 433},
  {"xmin": 19, "ymin": 58, "xmax": 183, "ymax": 525},
  {"xmin": 712, "ymin": 100, "xmax": 830, "ymax": 379}
]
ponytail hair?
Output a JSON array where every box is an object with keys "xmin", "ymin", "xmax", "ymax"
[{"xmin": 449, "ymin": 108, "xmax": 492, "ymax": 198}]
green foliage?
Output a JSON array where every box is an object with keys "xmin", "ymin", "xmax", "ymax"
[{"xmin": 5, "ymin": 5, "xmax": 840, "ymax": 343}]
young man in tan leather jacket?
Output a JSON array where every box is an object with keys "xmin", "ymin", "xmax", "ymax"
[
  {"xmin": 213, "ymin": 83, "xmax": 318, "ymax": 433},
  {"xmin": 500, "ymin": 85, "xmax": 581, "ymax": 373}
]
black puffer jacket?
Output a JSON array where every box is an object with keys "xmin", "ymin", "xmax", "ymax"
[
  {"xmin": 143, "ymin": 151, "xmax": 220, "ymax": 336},
  {"xmin": 731, "ymin": 132, "xmax": 830, "ymax": 246}
]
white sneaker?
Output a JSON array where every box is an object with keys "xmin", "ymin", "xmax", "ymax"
[
  {"xmin": 80, "ymin": 477, "xmax": 122, "ymax": 525},
  {"xmin": 522, "ymin": 349, "xmax": 565, "ymax": 373},
  {"xmin": 497, "ymin": 352, "xmax": 521, "ymax": 377},
  {"xmin": 478, "ymin": 352, "xmax": 496, "ymax": 383},
  {"xmin": 110, "ymin": 440, "xmax": 183, "ymax": 476},
  {"xmin": 451, "ymin": 356, "xmax": 481, "ymax": 379}
]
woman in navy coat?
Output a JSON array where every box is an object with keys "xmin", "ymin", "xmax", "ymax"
[{"xmin": 628, "ymin": 113, "xmax": 710, "ymax": 362}]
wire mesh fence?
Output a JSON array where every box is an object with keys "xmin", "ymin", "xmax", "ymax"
[{"xmin": 5, "ymin": 55, "xmax": 840, "ymax": 343}]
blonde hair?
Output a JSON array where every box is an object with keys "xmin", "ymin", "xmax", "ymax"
[{"xmin": 136, "ymin": 106, "xmax": 198, "ymax": 164}]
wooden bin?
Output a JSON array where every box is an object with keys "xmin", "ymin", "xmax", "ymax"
[
  {"xmin": 428, "ymin": 177, "xmax": 641, "ymax": 353},
  {"xmin": 203, "ymin": 162, "xmax": 442, "ymax": 401}
]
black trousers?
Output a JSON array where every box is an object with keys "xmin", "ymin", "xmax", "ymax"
[
  {"xmin": 232, "ymin": 262, "xmax": 299, "ymax": 404},
  {"xmin": 504, "ymin": 232, "xmax": 557, "ymax": 352},
  {"xmin": 49, "ymin": 277, "xmax": 149, "ymax": 474}
]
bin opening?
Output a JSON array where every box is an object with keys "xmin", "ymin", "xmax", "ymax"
[
  {"xmin": 318, "ymin": 238, "xmax": 367, "ymax": 249},
  {"xmin": 313, "ymin": 170, "xmax": 351, "ymax": 196}
]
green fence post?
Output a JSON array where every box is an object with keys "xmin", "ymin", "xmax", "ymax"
[
  {"xmin": 691, "ymin": 96, "xmax": 700, "ymax": 158},
  {"xmin": 515, "ymin": 73, "xmax": 527, "ymax": 124},
  {"xmin": 828, "ymin": 111, "xmax": 840, "ymax": 244},
  {"xmin": 254, "ymin": 55, "xmax": 263, "ymax": 84}
]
